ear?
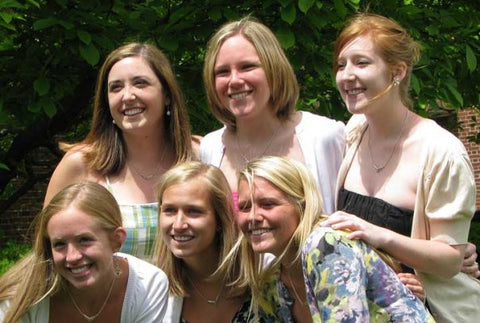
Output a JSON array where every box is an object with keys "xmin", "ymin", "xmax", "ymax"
[
  {"xmin": 392, "ymin": 62, "xmax": 408, "ymax": 82},
  {"xmin": 165, "ymin": 95, "xmax": 171, "ymax": 107},
  {"xmin": 110, "ymin": 227, "xmax": 127, "ymax": 252}
]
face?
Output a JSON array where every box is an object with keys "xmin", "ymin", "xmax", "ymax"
[
  {"xmin": 335, "ymin": 35, "xmax": 393, "ymax": 114},
  {"xmin": 237, "ymin": 177, "xmax": 299, "ymax": 257},
  {"xmin": 159, "ymin": 178, "xmax": 218, "ymax": 263},
  {"xmin": 214, "ymin": 34, "xmax": 272, "ymax": 121},
  {"xmin": 47, "ymin": 206, "xmax": 120, "ymax": 291},
  {"xmin": 107, "ymin": 56, "xmax": 169, "ymax": 132}
]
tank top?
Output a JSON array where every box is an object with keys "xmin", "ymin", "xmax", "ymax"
[{"xmin": 105, "ymin": 177, "xmax": 158, "ymax": 263}]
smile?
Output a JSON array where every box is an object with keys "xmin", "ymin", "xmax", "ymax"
[
  {"xmin": 249, "ymin": 228, "xmax": 272, "ymax": 236},
  {"xmin": 346, "ymin": 89, "xmax": 363, "ymax": 95},
  {"xmin": 229, "ymin": 91, "xmax": 251, "ymax": 100},
  {"xmin": 123, "ymin": 107, "xmax": 145, "ymax": 116},
  {"xmin": 172, "ymin": 235, "xmax": 193, "ymax": 242},
  {"xmin": 69, "ymin": 265, "xmax": 90, "ymax": 274}
]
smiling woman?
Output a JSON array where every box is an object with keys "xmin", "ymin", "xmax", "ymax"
[
  {"xmin": 43, "ymin": 42, "xmax": 196, "ymax": 262},
  {"xmin": 153, "ymin": 161, "xmax": 255, "ymax": 322},
  {"xmin": 200, "ymin": 16, "xmax": 345, "ymax": 215},
  {"xmin": 0, "ymin": 182, "xmax": 168, "ymax": 322}
]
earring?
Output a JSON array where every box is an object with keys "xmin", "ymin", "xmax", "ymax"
[
  {"xmin": 393, "ymin": 77, "xmax": 400, "ymax": 86},
  {"xmin": 112, "ymin": 119, "xmax": 116, "ymax": 124},
  {"xmin": 166, "ymin": 108, "xmax": 171, "ymax": 116}
]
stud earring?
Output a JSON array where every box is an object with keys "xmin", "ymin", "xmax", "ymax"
[
  {"xmin": 393, "ymin": 77, "xmax": 400, "ymax": 86},
  {"xmin": 112, "ymin": 119, "xmax": 116, "ymax": 124},
  {"xmin": 166, "ymin": 108, "xmax": 171, "ymax": 116}
]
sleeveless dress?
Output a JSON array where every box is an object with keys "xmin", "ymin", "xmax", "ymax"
[{"xmin": 106, "ymin": 177, "xmax": 158, "ymax": 262}]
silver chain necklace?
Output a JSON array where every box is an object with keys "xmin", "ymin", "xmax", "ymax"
[
  {"xmin": 235, "ymin": 126, "xmax": 280, "ymax": 164},
  {"xmin": 367, "ymin": 110, "xmax": 409, "ymax": 173},
  {"xmin": 188, "ymin": 276, "xmax": 223, "ymax": 306}
]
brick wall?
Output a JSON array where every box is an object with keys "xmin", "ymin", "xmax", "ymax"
[{"xmin": 457, "ymin": 108, "xmax": 480, "ymax": 209}]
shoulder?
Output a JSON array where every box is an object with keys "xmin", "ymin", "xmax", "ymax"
[
  {"xmin": 297, "ymin": 111, "xmax": 345, "ymax": 134},
  {"xmin": 201, "ymin": 126, "xmax": 227, "ymax": 143},
  {"xmin": 415, "ymin": 119, "xmax": 468, "ymax": 155},
  {"xmin": 120, "ymin": 253, "xmax": 168, "ymax": 285}
]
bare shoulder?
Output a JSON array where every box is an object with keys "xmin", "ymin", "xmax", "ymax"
[
  {"xmin": 44, "ymin": 145, "xmax": 100, "ymax": 205},
  {"xmin": 192, "ymin": 134, "xmax": 203, "ymax": 161}
]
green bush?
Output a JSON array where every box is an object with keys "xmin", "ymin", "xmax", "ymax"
[{"xmin": 0, "ymin": 240, "xmax": 30, "ymax": 275}]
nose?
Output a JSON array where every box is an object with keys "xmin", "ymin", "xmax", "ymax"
[
  {"xmin": 172, "ymin": 211, "xmax": 188, "ymax": 230},
  {"xmin": 248, "ymin": 205, "xmax": 264, "ymax": 225},
  {"xmin": 338, "ymin": 63, "xmax": 355, "ymax": 82},
  {"xmin": 229, "ymin": 69, "xmax": 244, "ymax": 87},
  {"xmin": 122, "ymin": 85, "xmax": 136, "ymax": 102},
  {"xmin": 66, "ymin": 244, "xmax": 82, "ymax": 263}
]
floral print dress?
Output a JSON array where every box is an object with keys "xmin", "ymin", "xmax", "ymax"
[{"xmin": 302, "ymin": 226, "xmax": 434, "ymax": 322}]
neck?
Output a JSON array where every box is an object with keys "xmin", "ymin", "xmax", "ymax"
[
  {"xmin": 184, "ymin": 249, "xmax": 220, "ymax": 280},
  {"xmin": 235, "ymin": 113, "xmax": 282, "ymax": 143},
  {"xmin": 365, "ymin": 103, "xmax": 409, "ymax": 138}
]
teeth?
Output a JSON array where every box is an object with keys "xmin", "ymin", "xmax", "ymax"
[
  {"xmin": 71, "ymin": 266, "xmax": 89, "ymax": 274},
  {"xmin": 124, "ymin": 108, "xmax": 144, "ymax": 116},
  {"xmin": 173, "ymin": 235, "xmax": 193, "ymax": 241},
  {"xmin": 230, "ymin": 92, "xmax": 249, "ymax": 100},
  {"xmin": 251, "ymin": 228, "xmax": 271, "ymax": 235},
  {"xmin": 347, "ymin": 89, "xmax": 362, "ymax": 95}
]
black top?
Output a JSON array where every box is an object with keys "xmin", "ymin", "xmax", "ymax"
[{"xmin": 337, "ymin": 187, "xmax": 415, "ymax": 273}]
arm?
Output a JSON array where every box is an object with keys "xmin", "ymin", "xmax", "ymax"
[
  {"xmin": 462, "ymin": 242, "xmax": 480, "ymax": 278},
  {"xmin": 44, "ymin": 149, "xmax": 90, "ymax": 206},
  {"xmin": 323, "ymin": 212, "xmax": 463, "ymax": 278}
]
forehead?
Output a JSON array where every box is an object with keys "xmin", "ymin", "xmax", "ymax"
[
  {"xmin": 162, "ymin": 177, "xmax": 211, "ymax": 203},
  {"xmin": 47, "ymin": 206, "xmax": 102, "ymax": 238},
  {"xmin": 108, "ymin": 56, "xmax": 156, "ymax": 79},
  {"xmin": 338, "ymin": 35, "xmax": 376, "ymax": 57},
  {"xmin": 215, "ymin": 34, "xmax": 259, "ymax": 64},
  {"xmin": 238, "ymin": 176, "xmax": 283, "ymax": 197}
]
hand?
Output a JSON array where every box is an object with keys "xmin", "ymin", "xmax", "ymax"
[
  {"xmin": 397, "ymin": 272, "xmax": 425, "ymax": 301},
  {"xmin": 322, "ymin": 211, "xmax": 390, "ymax": 249},
  {"xmin": 462, "ymin": 242, "xmax": 480, "ymax": 278}
]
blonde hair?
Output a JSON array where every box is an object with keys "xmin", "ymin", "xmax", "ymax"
[
  {"xmin": 236, "ymin": 156, "xmax": 324, "ymax": 311},
  {"xmin": 334, "ymin": 13, "xmax": 421, "ymax": 108},
  {"xmin": 62, "ymin": 42, "xmax": 192, "ymax": 174},
  {"xmin": 0, "ymin": 182, "xmax": 122, "ymax": 322},
  {"xmin": 203, "ymin": 16, "xmax": 299, "ymax": 129},
  {"xmin": 153, "ymin": 162, "xmax": 243, "ymax": 297}
]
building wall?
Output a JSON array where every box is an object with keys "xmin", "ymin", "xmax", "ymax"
[{"xmin": 457, "ymin": 108, "xmax": 480, "ymax": 209}]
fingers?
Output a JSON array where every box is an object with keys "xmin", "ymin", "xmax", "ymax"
[{"xmin": 397, "ymin": 273, "xmax": 426, "ymax": 301}]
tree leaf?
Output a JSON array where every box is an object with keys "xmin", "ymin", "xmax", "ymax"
[
  {"xmin": 281, "ymin": 3, "xmax": 296, "ymax": 25},
  {"xmin": 33, "ymin": 77, "xmax": 50, "ymax": 96},
  {"xmin": 333, "ymin": 0, "xmax": 347, "ymax": 18},
  {"xmin": 77, "ymin": 29, "xmax": 91, "ymax": 45},
  {"xmin": 466, "ymin": 44, "xmax": 477, "ymax": 73},
  {"xmin": 33, "ymin": 17, "xmax": 58, "ymax": 30},
  {"xmin": 42, "ymin": 99, "xmax": 57, "ymax": 118},
  {"xmin": 446, "ymin": 83, "xmax": 464, "ymax": 107},
  {"xmin": 275, "ymin": 26, "xmax": 295, "ymax": 49},
  {"xmin": 411, "ymin": 73, "xmax": 420, "ymax": 95},
  {"xmin": 298, "ymin": 0, "xmax": 315, "ymax": 14},
  {"xmin": 79, "ymin": 43, "xmax": 100, "ymax": 66}
]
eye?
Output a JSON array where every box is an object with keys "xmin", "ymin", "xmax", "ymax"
[
  {"xmin": 79, "ymin": 237, "xmax": 93, "ymax": 244},
  {"xmin": 336, "ymin": 62, "xmax": 346, "ymax": 70},
  {"xmin": 238, "ymin": 201, "xmax": 252, "ymax": 213},
  {"xmin": 134, "ymin": 78, "xmax": 149, "ymax": 87},
  {"xmin": 357, "ymin": 59, "xmax": 370, "ymax": 66},
  {"xmin": 161, "ymin": 206, "xmax": 176, "ymax": 215},
  {"xmin": 108, "ymin": 83, "xmax": 123, "ymax": 92},
  {"xmin": 241, "ymin": 63, "xmax": 258, "ymax": 71},
  {"xmin": 260, "ymin": 199, "xmax": 278, "ymax": 209},
  {"xmin": 214, "ymin": 68, "xmax": 229, "ymax": 77},
  {"xmin": 51, "ymin": 241, "xmax": 65, "ymax": 250},
  {"xmin": 187, "ymin": 207, "xmax": 204, "ymax": 216}
]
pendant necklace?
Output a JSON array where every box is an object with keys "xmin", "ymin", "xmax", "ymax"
[
  {"xmin": 188, "ymin": 276, "xmax": 223, "ymax": 306},
  {"xmin": 367, "ymin": 110, "xmax": 409, "ymax": 173},
  {"xmin": 235, "ymin": 126, "xmax": 280, "ymax": 164},
  {"xmin": 67, "ymin": 258, "xmax": 121, "ymax": 322},
  {"xmin": 130, "ymin": 145, "xmax": 167, "ymax": 181}
]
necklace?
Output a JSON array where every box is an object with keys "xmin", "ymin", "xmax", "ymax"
[
  {"xmin": 235, "ymin": 125, "xmax": 280, "ymax": 164},
  {"xmin": 66, "ymin": 259, "xmax": 121, "ymax": 322},
  {"xmin": 285, "ymin": 271, "xmax": 308, "ymax": 307},
  {"xmin": 129, "ymin": 146, "xmax": 167, "ymax": 181},
  {"xmin": 367, "ymin": 110, "xmax": 409, "ymax": 173},
  {"xmin": 188, "ymin": 276, "xmax": 223, "ymax": 306}
]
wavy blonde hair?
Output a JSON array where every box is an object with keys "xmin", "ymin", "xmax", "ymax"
[{"xmin": 0, "ymin": 182, "xmax": 122, "ymax": 322}]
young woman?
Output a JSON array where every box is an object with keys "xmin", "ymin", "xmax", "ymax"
[
  {"xmin": 44, "ymin": 43, "xmax": 196, "ymax": 262},
  {"xmin": 0, "ymin": 182, "xmax": 168, "ymax": 322},
  {"xmin": 236, "ymin": 156, "xmax": 433, "ymax": 322},
  {"xmin": 329, "ymin": 13, "xmax": 480, "ymax": 321},
  {"xmin": 201, "ymin": 16, "xmax": 344, "ymax": 214},
  {"xmin": 154, "ymin": 162, "xmax": 256, "ymax": 322}
]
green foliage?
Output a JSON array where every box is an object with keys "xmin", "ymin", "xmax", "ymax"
[
  {"xmin": 0, "ymin": 0, "xmax": 479, "ymax": 205},
  {"xmin": 0, "ymin": 239, "xmax": 30, "ymax": 275}
]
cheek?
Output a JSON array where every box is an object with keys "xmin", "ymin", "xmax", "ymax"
[{"xmin": 234, "ymin": 212, "xmax": 249, "ymax": 233}]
